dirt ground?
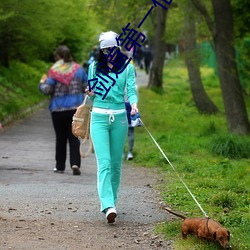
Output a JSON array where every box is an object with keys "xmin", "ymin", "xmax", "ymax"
[{"xmin": 0, "ymin": 88, "xmax": 174, "ymax": 249}]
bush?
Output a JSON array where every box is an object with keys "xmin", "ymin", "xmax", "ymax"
[
  {"xmin": 0, "ymin": 60, "xmax": 48, "ymax": 122},
  {"xmin": 210, "ymin": 135, "xmax": 250, "ymax": 159}
]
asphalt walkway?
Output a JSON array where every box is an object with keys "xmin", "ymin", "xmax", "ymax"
[{"xmin": 0, "ymin": 70, "xmax": 172, "ymax": 249}]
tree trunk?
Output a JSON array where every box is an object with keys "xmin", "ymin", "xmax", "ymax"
[
  {"xmin": 212, "ymin": 0, "xmax": 250, "ymax": 134},
  {"xmin": 184, "ymin": 4, "xmax": 218, "ymax": 114},
  {"xmin": 191, "ymin": 0, "xmax": 250, "ymax": 134},
  {"xmin": 148, "ymin": 1, "xmax": 168, "ymax": 89}
]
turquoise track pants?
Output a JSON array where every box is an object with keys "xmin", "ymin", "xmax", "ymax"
[{"xmin": 90, "ymin": 111, "xmax": 128, "ymax": 212}]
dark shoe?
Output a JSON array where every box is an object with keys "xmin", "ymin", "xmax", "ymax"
[
  {"xmin": 105, "ymin": 207, "xmax": 117, "ymax": 223},
  {"xmin": 53, "ymin": 168, "xmax": 64, "ymax": 173},
  {"xmin": 72, "ymin": 165, "xmax": 81, "ymax": 175}
]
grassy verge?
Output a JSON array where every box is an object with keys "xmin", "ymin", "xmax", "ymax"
[
  {"xmin": 0, "ymin": 60, "xmax": 50, "ymax": 124},
  {"xmin": 129, "ymin": 59, "xmax": 250, "ymax": 250}
]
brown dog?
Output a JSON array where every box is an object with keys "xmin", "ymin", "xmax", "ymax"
[{"xmin": 163, "ymin": 207, "xmax": 231, "ymax": 249}]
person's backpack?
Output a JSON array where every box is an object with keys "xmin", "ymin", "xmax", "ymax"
[{"xmin": 72, "ymin": 95, "xmax": 93, "ymax": 158}]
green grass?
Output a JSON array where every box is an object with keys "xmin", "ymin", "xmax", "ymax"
[
  {"xmin": 129, "ymin": 58, "xmax": 250, "ymax": 250},
  {"xmin": 0, "ymin": 60, "xmax": 50, "ymax": 123}
]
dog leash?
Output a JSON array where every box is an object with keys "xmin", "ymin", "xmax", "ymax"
[{"xmin": 139, "ymin": 118, "xmax": 209, "ymax": 218}]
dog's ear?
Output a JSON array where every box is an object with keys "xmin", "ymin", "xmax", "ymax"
[
  {"xmin": 227, "ymin": 230, "xmax": 230, "ymax": 240},
  {"xmin": 213, "ymin": 231, "xmax": 217, "ymax": 240}
]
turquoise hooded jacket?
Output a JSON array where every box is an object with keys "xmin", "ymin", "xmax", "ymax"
[{"xmin": 88, "ymin": 62, "xmax": 138, "ymax": 110}]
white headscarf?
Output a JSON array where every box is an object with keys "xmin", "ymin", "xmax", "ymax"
[{"xmin": 99, "ymin": 31, "xmax": 120, "ymax": 49}]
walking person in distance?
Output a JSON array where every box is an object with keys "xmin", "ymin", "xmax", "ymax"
[
  {"xmin": 143, "ymin": 44, "xmax": 152, "ymax": 74},
  {"xmin": 39, "ymin": 45, "xmax": 87, "ymax": 175}
]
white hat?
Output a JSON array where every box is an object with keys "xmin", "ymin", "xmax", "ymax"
[{"xmin": 99, "ymin": 31, "xmax": 120, "ymax": 49}]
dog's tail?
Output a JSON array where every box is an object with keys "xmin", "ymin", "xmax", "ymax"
[{"xmin": 162, "ymin": 206, "xmax": 187, "ymax": 220}]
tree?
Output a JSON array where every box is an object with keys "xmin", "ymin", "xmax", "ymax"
[
  {"xmin": 184, "ymin": 1, "xmax": 218, "ymax": 114},
  {"xmin": 91, "ymin": 0, "xmax": 148, "ymax": 35},
  {"xmin": 92, "ymin": 0, "xmax": 174, "ymax": 90},
  {"xmin": 147, "ymin": 0, "xmax": 180, "ymax": 90},
  {"xmin": 148, "ymin": 1, "xmax": 168, "ymax": 89},
  {"xmin": 0, "ymin": 0, "xmax": 98, "ymax": 66},
  {"xmin": 0, "ymin": 0, "xmax": 58, "ymax": 66},
  {"xmin": 191, "ymin": 0, "xmax": 250, "ymax": 134},
  {"xmin": 232, "ymin": 0, "xmax": 250, "ymax": 95}
]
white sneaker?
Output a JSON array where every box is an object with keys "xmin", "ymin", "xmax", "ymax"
[
  {"xmin": 127, "ymin": 152, "xmax": 133, "ymax": 160},
  {"xmin": 105, "ymin": 207, "xmax": 117, "ymax": 223}
]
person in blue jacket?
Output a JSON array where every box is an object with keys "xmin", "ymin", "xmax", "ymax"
[
  {"xmin": 86, "ymin": 31, "xmax": 139, "ymax": 223},
  {"xmin": 39, "ymin": 45, "xmax": 87, "ymax": 175}
]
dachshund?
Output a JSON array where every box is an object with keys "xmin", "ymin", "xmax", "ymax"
[{"xmin": 162, "ymin": 206, "xmax": 231, "ymax": 249}]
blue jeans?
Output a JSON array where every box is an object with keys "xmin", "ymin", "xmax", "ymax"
[{"xmin": 90, "ymin": 111, "xmax": 128, "ymax": 212}]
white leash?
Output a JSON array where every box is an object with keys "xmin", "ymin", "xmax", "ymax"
[{"xmin": 139, "ymin": 118, "xmax": 209, "ymax": 218}]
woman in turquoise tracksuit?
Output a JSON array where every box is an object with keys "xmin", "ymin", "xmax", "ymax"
[{"xmin": 86, "ymin": 31, "xmax": 138, "ymax": 223}]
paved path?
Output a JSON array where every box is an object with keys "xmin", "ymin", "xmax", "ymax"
[
  {"xmin": 0, "ymin": 106, "xmax": 164, "ymax": 224},
  {"xmin": 135, "ymin": 68, "xmax": 149, "ymax": 88},
  {"xmin": 0, "ymin": 68, "xmax": 153, "ymax": 224},
  {"xmin": 0, "ymin": 72, "xmax": 174, "ymax": 249}
]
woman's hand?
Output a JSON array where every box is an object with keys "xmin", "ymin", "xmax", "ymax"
[
  {"xmin": 131, "ymin": 103, "xmax": 138, "ymax": 116},
  {"xmin": 40, "ymin": 74, "xmax": 47, "ymax": 83},
  {"xmin": 85, "ymin": 87, "xmax": 95, "ymax": 97}
]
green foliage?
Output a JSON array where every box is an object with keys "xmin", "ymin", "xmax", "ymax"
[
  {"xmin": 210, "ymin": 192, "xmax": 238, "ymax": 209},
  {"xmin": 164, "ymin": 1, "xmax": 185, "ymax": 44},
  {"xmin": 233, "ymin": 0, "xmax": 250, "ymax": 98},
  {"xmin": 232, "ymin": 0, "xmax": 250, "ymax": 39},
  {"xmin": 154, "ymin": 221, "xmax": 181, "ymax": 240},
  {"xmin": 201, "ymin": 121, "xmax": 217, "ymax": 136},
  {"xmin": 210, "ymin": 135, "xmax": 250, "ymax": 159},
  {"xmin": 0, "ymin": 0, "xmax": 99, "ymax": 66},
  {"xmin": 0, "ymin": 60, "xmax": 49, "ymax": 122},
  {"xmin": 92, "ymin": 0, "xmax": 150, "ymax": 35},
  {"xmin": 130, "ymin": 58, "xmax": 250, "ymax": 249},
  {"xmin": 236, "ymin": 37, "xmax": 250, "ymax": 95},
  {"xmin": 166, "ymin": 0, "xmax": 211, "ymax": 45}
]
